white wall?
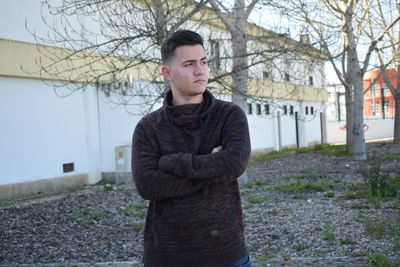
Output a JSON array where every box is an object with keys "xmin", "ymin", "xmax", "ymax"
[
  {"xmin": 248, "ymin": 115, "xmax": 276, "ymax": 150},
  {"xmin": 97, "ymin": 93, "xmax": 143, "ymax": 172},
  {"xmin": 327, "ymin": 118, "xmax": 394, "ymax": 144},
  {"xmin": 246, "ymin": 100, "xmax": 325, "ymax": 150},
  {"xmin": 0, "ymin": 77, "xmax": 89, "ymax": 185}
]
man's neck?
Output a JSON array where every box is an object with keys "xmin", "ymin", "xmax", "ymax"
[{"xmin": 172, "ymin": 93, "xmax": 203, "ymax": 106}]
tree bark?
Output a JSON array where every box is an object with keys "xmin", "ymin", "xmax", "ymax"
[
  {"xmin": 231, "ymin": 0, "xmax": 248, "ymax": 111},
  {"xmin": 394, "ymin": 96, "xmax": 400, "ymax": 144},
  {"xmin": 344, "ymin": 2, "xmax": 366, "ymax": 160},
  {"xmin": 344, "ymin": 84, "xmax": 354, "ymax": 151}
]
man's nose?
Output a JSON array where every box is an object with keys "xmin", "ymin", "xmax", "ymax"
[{"xmin": 194, "ymin": 64, "xmax": 208, "ymax": 75}]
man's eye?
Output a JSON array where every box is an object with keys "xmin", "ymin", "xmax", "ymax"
[{"xmin": 202, "ymin": 61, "xmax": 208, "ymax": 65}]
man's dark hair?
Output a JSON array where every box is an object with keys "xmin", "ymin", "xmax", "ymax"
[{"xmin": 161, "ymin": 30, "xmax": 204, "ymax": 64}]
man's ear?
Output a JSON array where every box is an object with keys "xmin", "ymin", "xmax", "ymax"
[{"xmin": 161, "ymin": 65, "xmax": 172, "ymax": 80}]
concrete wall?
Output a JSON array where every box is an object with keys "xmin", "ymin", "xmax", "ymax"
[
  {"xmin": 0, "ymin": 0, "xmax": 329, "ymax": 199},
  {"xmin": 0, "ymin": 77, "xmax": 89, "ymax": 186},
  {"xmin": 327, "ymin": 118, "xmax": 394, "ymax": 144},
  {"xmin": 97, "ymin": 90, "xmax": 147, "ymax": 172},
  {"xmin": 247, "ymin": 100, "xmax": 325, "ymax": 152}
]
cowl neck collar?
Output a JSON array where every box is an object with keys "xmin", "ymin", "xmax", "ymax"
[{"xmin": 164, "ymin": 89, "xmax": 214, "ymax": 130}]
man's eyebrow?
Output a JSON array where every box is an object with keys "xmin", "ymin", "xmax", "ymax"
[{"xmin": 182, "ymin": 57, "xmax": 208, "ymax": 64}]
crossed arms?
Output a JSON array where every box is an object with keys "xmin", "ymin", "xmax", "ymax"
[{"xmin": 131, "ymin": 105, "xmax": 250, "ymax": 201}]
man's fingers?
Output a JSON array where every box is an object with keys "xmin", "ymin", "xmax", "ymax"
[{"xmin": 211, "ymin": 146, "xmax": 222, "ymax": 153}]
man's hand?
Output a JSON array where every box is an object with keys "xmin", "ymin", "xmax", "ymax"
[{"xmin": 211, "ymin": 146, "xmax": 222, "ymax": 153}]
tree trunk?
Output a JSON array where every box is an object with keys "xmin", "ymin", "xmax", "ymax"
[
  {"xmin": 344, "ymin": 3, "xmax": 366, "ymax": 160},
  {"xmin": 231, "ymin": 0, "xmax": 248, "ymax": 112},
  {"xmin": 352, "ymin": 75, "xmax": 366, "ymax": 160},
  {"xmin": 394, "ymin": 96, "xmax": 400, "ymax": 144},
  {"xmin": 394, "ymin": 67, "xmax": 400, "ymax": 144},
  {"xmin": 344, "ymin": 85, "xmax": 354, "ymax": 151}
]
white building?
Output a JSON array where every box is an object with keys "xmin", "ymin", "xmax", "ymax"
[{"xmin": 0, "ymin": 0, "xmax": 328, "ymax": 199}]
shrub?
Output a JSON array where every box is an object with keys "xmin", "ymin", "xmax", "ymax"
[
  {"xmin": 359, "ymin": 160, "xmax": 396, "ymax": 198},
  {"xmin": 368, "ymin": 252, "xmax": 388, "ymax": 267}
]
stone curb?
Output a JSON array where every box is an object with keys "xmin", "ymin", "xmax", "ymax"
[
  {"xmin": 2, "ymin": 256, "xmax": 400, "ymax": 267},
  {"xmin": 0, "ymin": 262, "xmax": 141, "ymax": 267}
]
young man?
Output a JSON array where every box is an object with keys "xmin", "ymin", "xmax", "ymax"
[{"xmin": 131, "ymin": 30, "xmax": 252, "ymax": 267}]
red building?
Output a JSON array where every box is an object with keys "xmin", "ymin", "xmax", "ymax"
[{"xmin": 363, "ymin": 69, "xmax": 396, "ymax": 118}]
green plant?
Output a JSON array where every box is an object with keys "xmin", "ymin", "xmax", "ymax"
[
  {"xmin": 292, "ymin": 193, "xmax": 303, "ymax": 199},
  {"xmin": 259, "ymin": 252, "xmax": 274, "ymax": 261},
  {"xmin": 318, "ymin": 144, "xmax": 352, "ymax": 156},
  {"xmin": 136, "ymin": 210, "xmax": 146, "ymax": 218},
  {"xmin": 104, "ymin": 183, "xmax": 113, "ymax": 191},
  {"xmin": 313, "ymin": 143, "xmax": 335, "ymax": 151},
  {"xmin": 323, "ymin": 224, "xmax": 335, "ymax": 245},
  {"xmin": 249, "ymin": 193, "xmax": 269, "ymax": 204},
  {"xmin": 255, "ymin": 180, "xmax": 267, "ymax": 186},
  {"xmin": 251, "ymin": 148, "xmax": 295, "ymax": 162},
  {"xmin": 314, "ymin": 250, "xmax": 329, "ymax": 256},
  {"xmin": 93, "ymin": 210, "xmax": 109, "ymax": 220},
  {"xmin": 359, "ymin": 160, "xmax": 397, "ymax": 198},
  {"xmin": 324, "ymin": 192, "xmax": 335, "ymax": 198},
  {"xmin": 342, "ymin": 191, "xmax": 369, "ymax": 200},
  {"xmin": 132, "ymin": 222, "xmax": 145, "ymax": 231},
  {"xmin": 351, "ymin": 203, "xmax": 370, "ymax": 209},
  {"xmin": 73, "ymin": 209, "xmax": 110, "ymax": 225},
  {"xmin": 288, "ymin": 174, "xmax": 326, "ymax": 180},
  {"xmin": 295, "ymin": 147, "xmax": 314, "ymax": 153},
  {"xmin": 293, "ymin": 244, "xmax": 309, "ymax": 252},
  {"xmin": 339, "ymin": 239, "xmax": 358, "ymax": 245},
  {"xmin": 133, "ymin": 203, "xmax": 147, "ymax": 209},
  {"xmin": 242, "ymin": 182, "xmax": 255, "ymax": 190},
  {"xmin": 120, "ymin": 203, "xmax": 147, "ymax": 215},
  {"xmin": 368, "ymin": 252, "xmax": 388, "ymax": 267},
  {"xmin": 266, "ymin": 209, "xmax": 278, "ymax": 215},
  {"xmin": 365, "ymin": 218, "xmax": 386, "ymax": 239},
  {"xmin": 275, "ymin": 181, "xmax": 337, "ymax": 193}
]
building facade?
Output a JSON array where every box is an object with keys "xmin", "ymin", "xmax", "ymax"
[
  {"xmin": 363, "ymin": 69, "xmax": 396, "ymax": 118},
  {"xmin": 0, "ymin": 0, "xmax": 328, "ymax": 199}
]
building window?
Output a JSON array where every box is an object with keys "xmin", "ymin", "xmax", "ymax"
[
  {"xmin": 265, "ymin": 104, "xmax": 270, "ymax": 115},
  {"xmin": 305, "ymin": 106, "xmax": 309, "ymax": 115},
  {"xmin": 284, "ymin": 72, "xmax": 290, "ymax": 82},
  {"xmin": 383, "ymin": 88, "xmax": 390, "ymax": 96},
  {"xmin": 256, "ymin": 104, "xmax": 261, "ymax": 115},
  {"xmin": 382, "ymin": 83, "xmax": 390, "ymax": 96},
  {"xmin": 372, "ymin": 101, "xmax": 380, "ymax": 116},
  {"xmin": 373, "ymin": 83, "xmax": 379, "ymax": 97},
  {"xmin": 209, "ymin": 40, "xmax": 221, "ymax": 71},
  {"xmin": 310, "ymin": 106, "xmax": 314, "ymax": 115},
  {"xmin": 383, "ymin": 100, "xmax": 390, "ymax": 115},
  {"xmin": 290, "ymin": 105, "xmax": 294, "ymax": 115},
  {"xmin": 309, "ymin": 76, "xmax": 314, "ymax": 86},
  {"xmin": 247, "ymin": 103, "xmax": 253, "ymax": 115},
  {"xmin": 283, "ymin": 105, "xmax": 288, "ymax": 115}
]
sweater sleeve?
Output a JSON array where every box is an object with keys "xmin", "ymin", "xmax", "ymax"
[
  {"xmin": 158, "ymin": 104, "xmax": 251, "ymax": 180},
  {"xmin": 131, "ymin": 119, "xmax": 205, "ymax": 200}
]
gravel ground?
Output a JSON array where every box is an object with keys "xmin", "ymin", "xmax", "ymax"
[{"xmin": 1, "ymin": 142, "xmax": 400, "ymax": 266}]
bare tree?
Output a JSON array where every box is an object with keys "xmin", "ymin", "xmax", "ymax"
[
  {"xmin": 27, "ymin": 0, "xmax": 209, "ymax": 113},
  {"xmin": 273, "ymin": 0, "xmax": 400, "ymax": 159},
  {"xmin": 363, "ymin": 0, "xmax": 400, "ymax": 144},
  {"xmin": 207, "ymin": 0, "xmax": 258, "ymax": 111}
]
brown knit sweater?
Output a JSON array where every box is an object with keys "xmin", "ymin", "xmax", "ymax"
[{"xmin": 131, "ymin": 89, "xmax": 251, "ymax": 267}]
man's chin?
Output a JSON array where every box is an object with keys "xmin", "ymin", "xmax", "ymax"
[{"xmin": 189, "ymin": 87, "xmax": 206, "ymax": 96}]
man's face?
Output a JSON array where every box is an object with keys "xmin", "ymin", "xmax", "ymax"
[{"xmin": 162, "ymin": 44, "xmax": 209, "ymax": 100}]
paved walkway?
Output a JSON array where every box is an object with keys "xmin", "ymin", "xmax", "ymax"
[{"xmin": 2, "ymin": 256, "xmax": 400, "ymax": 267}]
